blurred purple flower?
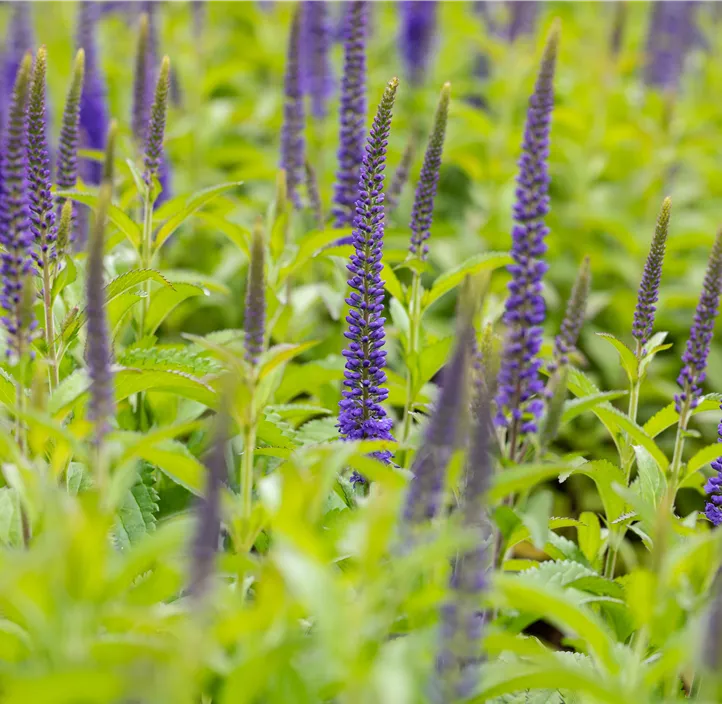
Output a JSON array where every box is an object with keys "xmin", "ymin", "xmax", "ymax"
[{"xmin": 398, "ymin": 1, "xmax": 438, "ymax": 87}]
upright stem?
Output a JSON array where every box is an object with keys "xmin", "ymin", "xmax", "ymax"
[
  {"xmin": 670, "ymin": 403, "xmax": 691, "ymax": 488},
  {"xmin": 42, "ymin": 257, "xmax": 59, "ymax": 389},
  {"xmin": 400, "ymin": 272, "xmax": 421, "ymax": 460},
  {"xmin": 241, "ymin": 421, "xmax": 257, "ymax": 520},
  {"xmin": 139, "ymin": 187, "xmax": 154, "ymax": 338}
]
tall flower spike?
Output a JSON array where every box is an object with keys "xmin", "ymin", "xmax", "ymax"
[
  {"xmin": 55, "ymin": 200, "xmax": 73, "ymax": 263},
  {"xmin": 332, "ymin": 1, "xmax": 368, "ymax": 228},
  {"xmin": 644, "ymin": 1, "xmax": 699, "ymax": 92},
  {"xmin": 399, "ymin": 1, "xmax": 438, "ymax": 87},
  {"xmin": 409, "ymin": 83, "xmax": 450, "ymax": 260},
  {"xmin": 189, "ymin": 400, "xmax": 229, "ymax": 599},
  {"xmin": 0, "ymin": 54, "xmax": 35, "ymax": 362},
  {"xmin": 244, "ymin": 218, "xmax": 266, "ymax": 366},
  {"xmin": 86, "ymin": 122, "xmax": 117, "ymax": 441},
  {"xmin": 506, "ymin": 1, "xmax": 539, "ymax": 42},
  {"xmin": 338, "ymin": 78, "xmax": 398, "ymax": 464},
  {"xmin": 302, "ymin": 1, "xmax": 333, "ymax": 120},
  {"xmin": 77, "ymin": 1, "xmax": 109, "ymax": 186},
  {"xmin": 551, "ymin": 256, "xmax": 591, "ymax": 370},
  {"xmin": 56, "ymin": 49, "xmax": 85, "ymax": 236},
  {"xmin": 494, "ymin": 23, "xmax": 559, "ymax": 449},
  {"xmin": 633, "ymin": 197, "xmax": 671, "ymax": 350},
  {"xmin": 280, "ymin": 7, "xmax": 305, "ymax": 209},
  {"xmin": 385, "ymin": 137, "xmax": 415, "ymax": 213},
  {"xmin": 27, "ymin": 46, "xmax": 57, "ymax": 267},
  {"xmin": 132, "ymin": 13, "xmax": 152, "ymax": 146},
  {"xmin": 305, "ymin": 158, "xmax": 324, "ymax": 228},
  {"xmin": 143, "ymin": 56, "xmax": 170, "ymax": 187},
  {"xmin": 676, "ymin": 230, "xmax": 722, "ymax": 417},
  {"xmin": 3, "ymin": 3, "xmax": 35, "ymax": 117},
  {"xmin": 402, "ymin": 321, "xmax": 473, "ymax": 526},
  {"xmin": 436, "ymin": 388, "xmax": 494, "ymax": 701}
]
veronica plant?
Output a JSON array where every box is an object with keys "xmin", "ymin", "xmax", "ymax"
[{"xmin": 398, "ymin": 1, "xmax": 438, "ymax": 88}]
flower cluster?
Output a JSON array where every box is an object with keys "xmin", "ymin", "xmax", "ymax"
[
  {"xmin": 244, "ymin": 220, "xmax": 266, "ymax": 367},
  {"xmin": 494, "ymin": 25, "xmax": 558, "ymax": 446},
  {"xmin": 338, "ymin": 77, "xmax": 398, "ymax": 465},
  {"xmin": 398, "ymin": 1, "xmax": 438, "ymax": 87},
  {"xmin": 675, "ymin": 229, "xmax": 722, "ymax": 413},
  {"xmin": 332, "ymin": 1, "xmax": 368, "ymax": 228},
  {"xmin": 0, "ymin": 54, "xmax": 35, "ymax": 362},
  {"xmin": 143, "ymin": 56, "xmax": 171, "ymax": 186},
  {"xmin": 632, "ymin": 197, "xmax": 671, "ymax": 349},
  {"xmin": 408, "ymin": 82, "xmax": 450, "ymax": 260},
  {"xmin": 551, "ymin": 256, "xmax": 591, "ymax": 370},
  {"xmin": 301, "ymin": 1, "xmax": 333, "ymax": 120}
]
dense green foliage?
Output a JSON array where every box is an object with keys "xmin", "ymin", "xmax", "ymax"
[{"xmin": 2, "ymin": 2, "xmax": 722, "ymax": 702}]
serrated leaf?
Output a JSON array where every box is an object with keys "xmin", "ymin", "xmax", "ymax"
[
  {"xmin": 115, "ymin": 476, "xmax": 160, "ymax": 548},
  {"xmin": 153, "ymin": 181, "xmax": 243, "ymax": 252},
  {"xmin": 561, "ymin": 461, "xmax": 627, "ymax": 524},
  {"xmin": 561, "ymin": 391, "xmax": 627, "ymax": 425},
  {"xmin": 422, "ymin": 251, "xmax": 511, "ymax": 311},
  {"xmin": 135, "ymin": 440, "xmax": 206, "ymax": 496},
  {"xmin": 295, "ymin": 417, "xmax": 339, "ymax": 445},
  {"xmin": 106, "ymin": 269, "xmax": 173, "ymax": 302},
  {"xmin": 633, "ymin": 444, "xmax": 666, "ymax": 509},
  {"xmin": 144, "ymin": 282, "xmax": 208, "ymax": 334},
  {"xmin": 259, "ymin": 341, "xmax": 318, "ymax": 381},
  {"xmin": 114, "ymin": 368, "xmax": 217, "ymax": 408},
  {"xmin": 685, "ymin": 443, "xmax": 722, "ymax": 478},
  {"xmin": 596, "ymin": 333, "xmax": 638, "ymax": 383},
  {"xmin": 644, "ymin": 394, "xmax": 722, "ymax": 437}
]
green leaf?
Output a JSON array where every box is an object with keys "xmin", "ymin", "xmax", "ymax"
[
  {"xmin": 0, "ymin": 368, "xmax": 17, "ymax": 408},
  {"xmin": 57, "ymin": 190, "xmax": 141, "ymax": 249},
  {"xmin": 259, "ymin": 341, "xmax": 318, "ymax": 381},
  {"xmin": 633, "ymin": 444, "xmax": 667, "ymax": 509},
  {"xmin": 383, "ymin": 265, "xmax": 406, "ymax": 303},
  {"xmin": 490, "ymin": 464, "xmax": 573, "ymax": 502},
  {"xmin": 521, "ymin": 490, "xmax": 553, "ymax": 550},
  {"xmin": 50, "ymin": 256, "xmax": 77, "ymax": 303},
  {"xmin": 135, "ymin": 441, "xmax": 206, "ymax": 496},
  {"xmin": 197, "ymin": 212, "xmax": 250, "ymax": 257},
  {"xmin": 596, "ymin": 333, "xmax": 638, "ymax": 383},
  {"xmin": 144, "ymin": 282, "xmax": 208, "ymax": 334},
  {"xmin": 578, "ymin": 511, "xmax": 602, "ymax": 564},
  {"xmin": 685, "ymin": 443, "xmax": 722, "ymax": 478},
  {"xmin": 561, "ymin": 391, "xmax": 627, "ymax": 425},
  {"xmin": 643, "ymin": 394, "xmax": 722, "ymax": 438},
  {"xmin": 277, "ymin": 229, "xmax": 350, "ymax": 283},
  {"xmin": 415, "ymin": 336, "xmax": 453, "ymax": 392},
  {"xmin": 153, "ymin": 181, "xmax": 243, "ymax": 252},
  {"xmin": 0, "ymin": 488, "xmax": 22, "ymax": 547},
  {"xmin": 507, "ymin": 517, "xmax": 583, "ymax": 550},
  {"xmin": 106, "ymin": 269, "xmax": 173, "ymax": 302},
  {"xmin": 422, "ymin": 252, "xmax": 511, "ymax": 311},
  {"xmin": 389, "ymin": 298, "xmax": 410, "ymax": 340},
  {"xmin": 561, "ymin": 461, "xmax": 628, "ymax": 524},
  {"xmin": 115, "ymin": 471, "xmax": 160, "ymax": 549},
  {"xmin": 114, "ymin": 368, "xmax": 218, "ymax": 408}
]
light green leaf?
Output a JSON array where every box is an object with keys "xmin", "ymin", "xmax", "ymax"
[
  {"xmin": 136, "ymin": 441, "xmax": 206, "ymax": 496},
  {"xmin": 633, "ymin": 444, "xmax": 667, "ymax": 509},
  {"xmin": 0, "ymin": 368, "xmax": 17, "ymax": 408},
  {"xmin": 50, "ymin": 256, "xmax": 77, "ymax": 303},
  {"xmin": 596, "ymin": 333, "xmax": 638, "ymax": 383},
  {"xmin": 114, "ymin": 368, "xmax": 217, "ymax": 408},
  {"xmin": 196, "ymin": 212, "xmax": 250, "ymax": 257},
  {"xmin": 383, "ymin": 264, "xmax": 405, "ymax": 303},
  {"xmin": 259, "ymin": 341, "xmax": 318, "ymax": 381},
  {"xmin": 153, "ymin": 181, "xmax": 243, "ymax": 252},
  {"xmin": 644, "ymin": 394, "xmax": 722, "ymax": 438},
  {"xmin": 278, "ymin": 229, "xmax": 350, "ymax": 283},
  {"xmin": 685, "ymin": 443, "xmax": 722, "ymax": 478},
  {"xmin": 422, "ymin": 251, "xmax": 511, "ymax": 311},
  {"xmin": 561, "ymin": 391, "xmax": 627, "ymax": 425},
  {"xmin": 561, "ymin": 461, "xmax": 628, "ymax": 524},
  {"xmin": 578, "ymin": 511, "xmax": 602, "ymax": 564},
  {"xmin": 144, "ymin": 282, "xmax": 208, "ymax": 334},
  {"xmin": 490, "ymin": 464, "xmax": 573, "ymax": 502}
]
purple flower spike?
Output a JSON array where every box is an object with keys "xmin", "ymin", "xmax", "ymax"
[
  {"xmin": 244, "ymin": 220, "xmax": 266, "ymax": 367},
  {"xmin": 280, "ymin": 8, "xmax": 305, "ymax": 209},
  {"xmin": 675, "ymin": 230, "xmax": 722, "ymax": 414},
  {"xmin": 27, "ymin": 47, "xmax": 57, "ymax": 269},
  {"xmin": 399, "ymin": 1, "xmax": 438, "ymax": 87},
  {"xmin": 3, "ymin": 4, "xmax": 35, "ymax": 114},
  {"xmin": 143, "ymin": 56, "xmax": 170, "ymax": 187},
  {"xmin": 633, "ymin": 197, "xmax": 671, "ymax": 349},
  {"xmin": 302, "ymin": 1, "xmax": 334, "ymax": 120},
  {"xmin": 338, "ymin": 77, "xmax": 398, "ymax": 465},
  {"xmin": 386, "ymin": 137, "xmax": 415, "ymax": 213},
  {"xmin": 436, "ymin": 389, "xmax": 493, "ymax": 701},
  {"xmin": 644, "ymin": 1, "xmax": 699, "ymax": 92},
  {"xmin": 56, "ymin": 49, "xmax": 85, "ymax": 240},
  {"xmin": 403, "ymin": 322, "xmax": 473, "ymax": 526},
  {"xmin": 409, "ymin": 82, "xmax": 450, "ymax": 260},
  {"xmin": 332, "ymin": 1, "xmax": 368, "ymax": 228},
  {"xmin": 494, "ymin": 23, "xmax": 559, "ymax": 451},
  {"xmin": 86, "ymin": 123, "xmax": 117, "ymax": 441},
  {"xmin": 551, "ymin": 256, "xmax": 591, "ymax": 370},
  {"xmin": 132, "ymin": 13, "xmax": 153, "ymax": 146},
  {"xmin": 0, "ymin": 54, "xmax": 35, "ymax": 363},
  {"xmin": 76, "ymin": 1, "xmax": 109, "ymax": 186},
  {"xmin": 506, "ymin": 1, "xmax": 539, "ymax": 42}
]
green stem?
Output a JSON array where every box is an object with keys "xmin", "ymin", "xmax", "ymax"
[
  {"xmin": 400, "ymin": 273, "xmax": 421, "ymax": 461},
  {"xmin": 42, "ymin": 257, "xmax": 59, "ymax": 390},
  {"xmin": 670, "ymin": 395, "xmax": 691, "ymax": 489},
  {"xmin": 241, "ymin": 421, "xmax": 257, "ymax": 520},
  {"xmin": 139, "ymin": 186, "xmax": 154, "ymax": 338}
]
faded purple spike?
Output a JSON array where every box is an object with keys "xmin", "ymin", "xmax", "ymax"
[
  {"xmin": 506, "ymin": 1, "xmax": 539, "ymax": 41},
  {"xmin": 386, "ymin": 137, "xmax": 415, "ymax": 213},
  {"xmin": 191, "ymin": 1, "xmax": 206, "ymax": 40},
  {"xmin": 436, "ymin": 386, "xmax": 494, "ymax": 700},
  {"xmin": 3, "ymin": 4, "xmax": 35, "ymax": 114},
  {"xmin": 302, "ymin": 1, "xmax": 334, "ymax": 120},
  {"xmin": 143, "ymin": 56, "xmax": 170, "ymax": 187},
  {"xmin": 399, "ymin": 1, "xmax": 438, "ymax": 87},
  {"xmin": 675, "ymin": 230, "xmax": 722, "ymax": 414},
  {"xmin": 189, "ymin": 404, "xmax": 229, "ymax": 599},
  {"xmin": 280, "ymin": 7, "xmax": 305, "ymax": 209},
  {"xmin": 402, "ymin": 322, "xmax": 473, "ymax": 525},
  {"xmin": 86, "ymin": 123, "xmax": 116, "ymax": 441},
  {"xmin": 0, "ymin": 54, "xmax": 35, "ymax": 362},
  {"xmin": 244, "ymin": 220, "xmax": 266, "ymax": 366},
  {"xmin": 409, "ymin": 83, "xmax": 450, "ymax": 260},
  {"xmin": 633, "ymin": 197, "xmax": 671, "ymax": 349},
  {"xmin": 644, "ymin": 1, "xmax": 699, "ymax": 91},
  {"xmin": 132, "ymin": 13, "xmax": 153, "ymax": 146},
  {"xmin": 76, "ymin": 1, "xmax": 109, "ymax": 186},
  {"xmin": 27, "ymin": 47, "xmax": 57, "ymax": 267},
  {"xmin": 494, "ymin": 23, "xmax": 559, "ymax": 454},
  {"xmin": 338, "ymin": 78, "xmax": 398, "ymax": 469},
  {"xmin": 332, "ymin": 1, "xmax": 368, "ymax": 228},
  {"xmin": 551, "ymin": 256, "xmax": 591, "ymax": 370}
]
